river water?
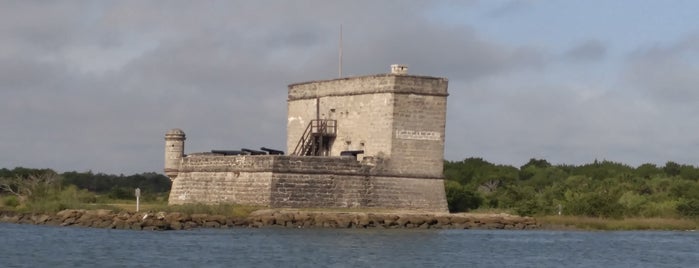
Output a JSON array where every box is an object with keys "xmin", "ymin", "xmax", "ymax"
[{"xmin": 1, "ymin": 223, "xmax": 697, "ymax": 267}]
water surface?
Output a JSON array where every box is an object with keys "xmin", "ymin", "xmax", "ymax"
[{"xmin": 1, "ymin": 223, "xmax": 697, "ymax": 267}]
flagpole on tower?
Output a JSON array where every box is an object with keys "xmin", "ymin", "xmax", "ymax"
[{"xmin": 339, "ymin": 24, "xmax": 343, "ymax": 78}]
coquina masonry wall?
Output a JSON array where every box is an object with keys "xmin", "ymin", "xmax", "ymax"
[
  {"xmin": 169, "ymin": 155, "xmax": 448, "ymax": 211},
  {"xmin": 287, "ymin": 74, "xmax": 448, "ymax": 178}
]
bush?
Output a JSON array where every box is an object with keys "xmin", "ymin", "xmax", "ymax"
[
  {"xmin": 445, "ymin": 180, "xmax": 482, "ymax": 213},
  {"xmin": 563, "ymin": 190, "xmax": 624, "ymax": 218},
  {"xmin": 108, "ymin": 187, "xmax": 132, "ymax": 200},
  {"xmin": 59, "ymin": 185, "xmax": 97, "ymax": 204},
  {"xmin": 2, "ymin": 195, "xmax": 20, "ymax": 207},
  {"xmin": 513, "ymin": 199, "xmax": 543, "ymax": 216},
  {"xmin": 677, "ymin": 199, "xmax": 699, "ymax": 217}
]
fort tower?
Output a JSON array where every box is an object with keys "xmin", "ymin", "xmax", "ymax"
[
  {"xmin": 287, "ymin": 65, "xmax": 448, "ymax": 178},
  {"xmin": 164, "ymin": 128, "xmax": 185, "ymax": 180}
]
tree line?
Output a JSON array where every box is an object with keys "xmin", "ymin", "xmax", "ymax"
[
  {"xmin": 444, "ymin": 158, "xmax": 699, "ymax": 218},
  {"xmin": 3, "ymin": 158, "xmax": 699, "ymax": 219},
  {"xmin": 0, "ymin": 167, "xmax": 171, "ymax": 211}
]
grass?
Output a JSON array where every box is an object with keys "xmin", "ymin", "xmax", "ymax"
[
  {"xmin": 107, "ymin": 202, "xmax": 262, "ymax": 218},
  {"xmin": 0, "ymin": 192, "xmax": 260, "ymax": 218},
  {"xmin": 467, "ymin": 207, "xmax": 517, "ymax": 215},
  {"xmin": 538, "ymin": 215, "xmax": 699, "ymax": 231}
]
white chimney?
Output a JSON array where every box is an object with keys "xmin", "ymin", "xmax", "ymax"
[{"xmin": 391, "ymin": 64, "xmax": 408, "ymax": 75}]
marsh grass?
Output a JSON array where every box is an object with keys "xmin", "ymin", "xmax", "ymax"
[
  {"xmin": 147, "ymin": 203, "xmax": 261, "ymax": 218},
  {"xmin": 538, "ymin": 215, "xmax": 699, "ymax": 231}
]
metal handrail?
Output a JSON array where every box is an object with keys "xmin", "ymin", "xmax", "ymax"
[{"xmin": 292, "ymin": 119, "xmax": 337, "ymax": 156}]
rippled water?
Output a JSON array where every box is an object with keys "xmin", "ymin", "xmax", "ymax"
[{"xmin": 1, "ymin": 223, "xmax": 697, "ymax": 267}]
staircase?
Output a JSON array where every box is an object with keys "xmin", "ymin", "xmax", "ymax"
[{"xmin": 292, "ymin": 119, "xmax": 337, "ymax": 156}]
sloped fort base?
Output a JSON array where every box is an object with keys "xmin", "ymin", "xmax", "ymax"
[{"xmin": 168, "ymin": 155, "xmax": 448, "ymax": 212}]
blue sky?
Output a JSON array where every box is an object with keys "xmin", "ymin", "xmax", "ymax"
[{"xmin": 1, "ymin": 1, "xmax": 699, "ymax": 174}]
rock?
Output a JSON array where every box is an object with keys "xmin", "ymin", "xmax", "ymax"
[
  {"xmin": 207, "ymin": 215, "xmax": 227, "ymax": 225},
  {"xmin": 203, "ymin": 221, "xmax": 221, "ymax": 228},
  {"xmin": 77, "ymin": 213, "xmax": 100, "ymax": 227},
  {"xmin": 293, "ymin": 212, "xmax": 311, "ymax": 223},
  {"xmin": 156, "ymin": 211, "xmax": 167, "ymax": 220},
  {"xmin": 191, "ymin": 214, "xmax": 209, "ymax": 224},
  {"xmin": 31, "ymin": 214, "xmax": 51, "ymax": 224},
  {"xmin": 3, "ymin": 209, "xmax": 540, "ymax": 231},
  {"xmin": 164, "ymin": 212, "xmax": 187, "ymax": 223},
  {"xmin": 142, "ymin": 225, "xmax": 158, "ymax": 231},
  {"xmin": 116, "ymin": 211, "xmax": 132, "ymax": 220},
  {"xmin": 1, "ymin": 214, "xmax": 21, "ymax": 223},
  {"xmin": 227, "ymin": 217, "xmax": 246, "ymax": 227},
  {"xmin": 93, "ymin": 220, "xmax": 112, "ymax": 229},
  {"xmin": 111, "ymin": 219, "xmax": 128, "ymax": 229},
  {"xmin": 61, "ymin": 217, "xmax": 76, "ymax": 226},
  {"xmin": 56, "ymin": 209, "xmax": 82, "ymax": 222},
  {"xmin": 354, "ymin": 213, "xmax": 371, "ymax": 228},
  {"xmin": 128, "ymin": 222, "xmax": 143, "ymax": 230},
  {"xmin": 169, "ymin": 221, "xmax": 183, "ymax": 230}
]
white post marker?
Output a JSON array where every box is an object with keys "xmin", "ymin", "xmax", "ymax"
[{"xmin": 135, "ymin": 188, "xmax": 141, "ymax": 212}]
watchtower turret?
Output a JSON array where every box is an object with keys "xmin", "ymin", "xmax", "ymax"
[{"xmin": 164, "ymin": 128, "xmax": 186, "ymax": 180}]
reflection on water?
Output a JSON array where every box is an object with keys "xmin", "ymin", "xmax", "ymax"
[{"xmin": 1, "ymin": 223, "xmax": 697, "ymax": 267}]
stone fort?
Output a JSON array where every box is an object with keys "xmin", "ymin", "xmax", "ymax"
[{"xmin": 165, "ymin": 65, "xmax": 449, "ymax": 212}]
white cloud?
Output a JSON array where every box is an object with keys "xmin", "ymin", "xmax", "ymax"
[{"xmin": 1, "ymin": 1, "xmax": 699, "ymax": 173}]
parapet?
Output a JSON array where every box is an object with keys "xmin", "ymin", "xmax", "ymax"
[
  {"xmin": 165, "ymin": 128, "xmax": 186, "ymax": 140},
  {"xmin": 288, "ymin": 74, "xmax": 448, "ymax": 101}
]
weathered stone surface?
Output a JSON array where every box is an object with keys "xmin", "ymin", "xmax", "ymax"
[
  {"xmin": 287, "ymin": 74, "xmax": 448, "ymax": 178},
  {"xmin": 169, "ymin": 165, "xmax": 448, "ymax": 211}
]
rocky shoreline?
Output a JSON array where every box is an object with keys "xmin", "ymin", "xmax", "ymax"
[{"xmin": 0, "ymin": 209, "xmax": 539, "ymax": 231}]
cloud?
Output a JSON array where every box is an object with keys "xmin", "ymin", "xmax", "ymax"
[
  {"xmin": 624, "ymin": 34, "xmax": 699, "ymax": 104},
  {"xmin": 487, "ymin": 0, "xmax": 536, "ymax": 18},
  {"xmin": 4, "ymin": 1, "xmax": 694, "ymax": 174},
  {"xmin": 563, "ymin": 40, "xmax": 607, "ymax": 62},
  {"xmin": 443, "ymin": 76, "xmax": 674, "ymax": 167},
  {"xmin": 0, "ymin": 1, "xmax": 551, "ymax": 174}
]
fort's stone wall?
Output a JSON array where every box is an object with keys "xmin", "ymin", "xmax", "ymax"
[
  {"xmin": 390, "ymin": 93, "xmax": 447, "ymax": 177},
  {"xmin": 169, "ymin": 155, "xmax": 448, "ymax": 211},
  {"xmin": 268, "ymin": 174, "xmax": 446, "ymax": 210},
  {"xmin": 167, "ymin": 70, "xmax": 450, "ymax": 212},
  {"xmin": 287, "ymin": 89, "xmax": 395, "ymax": 159},
  {"xmin": 287, "ymin": 74, "xmax": 447, "ymax": 177}
]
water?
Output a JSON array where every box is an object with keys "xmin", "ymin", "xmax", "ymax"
[{"xmin": 1, "ymin": 223, "xmax": 697, "ymax": 268}]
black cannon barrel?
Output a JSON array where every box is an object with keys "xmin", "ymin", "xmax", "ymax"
[
  {"xmin": 211, "ymin": 150, "xmax": 243, "ymax": 155},
  {"xmin": 242, "ymin": 148, "xmax": 267, "ymax": 155},
  {"xmin": 260, "ymin": 147, "xmax": 284, "ymax": 155}
]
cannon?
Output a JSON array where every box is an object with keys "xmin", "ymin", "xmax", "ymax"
[
  {"xmin": 211, "ymin": 150, "xmax": 244, "ymax": 155},
  {"xmin": 260, "ymin": 147, "xmax": 284, "ymax": 155},
  {"xmin": 242, "ymin": 148, "xmax": 267, "ymax": 155}
]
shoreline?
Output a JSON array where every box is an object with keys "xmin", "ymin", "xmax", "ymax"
[{"xmin": 0, "ymin": 209, "xmax": 539, "ymax": 231}]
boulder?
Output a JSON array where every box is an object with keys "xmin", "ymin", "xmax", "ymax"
[
  {"xmin": 191, "ymin": 214, "xmax": 209, "ymax": 224},
  {"xmin": 169, "ymin": 221, "xmax": 183, "ymax": 230},
  {"xmin": 203, "ymin": 221, "xmax": 221, "ymax": 228}
]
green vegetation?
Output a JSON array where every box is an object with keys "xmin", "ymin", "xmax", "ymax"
[
  {"xmin": 3, "ymin": 158, "xmax": 699, "ymax": 230},
  {"xmin": 444, "ymin": 158, "xmax": 699, "ymax": 223},
  {"xmin": 537, "ymin": 216, "xmax": 698, "ymax": 231},
  {"xmin": 155, "ymin": 203, "xmax": 260, "ymax": 218},
  {"xmin": 0, "ymin": 167, "xmax": 170, "ymax": 213}
]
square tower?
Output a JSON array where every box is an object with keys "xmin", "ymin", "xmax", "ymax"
[{"xmin": 287, "ymin": 67, "xmax": 448, "ymax": 178}]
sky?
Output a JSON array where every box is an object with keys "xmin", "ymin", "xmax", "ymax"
[{"xmin": 2, "ymin": 0, "xmax": 699, "ymax": 174}]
